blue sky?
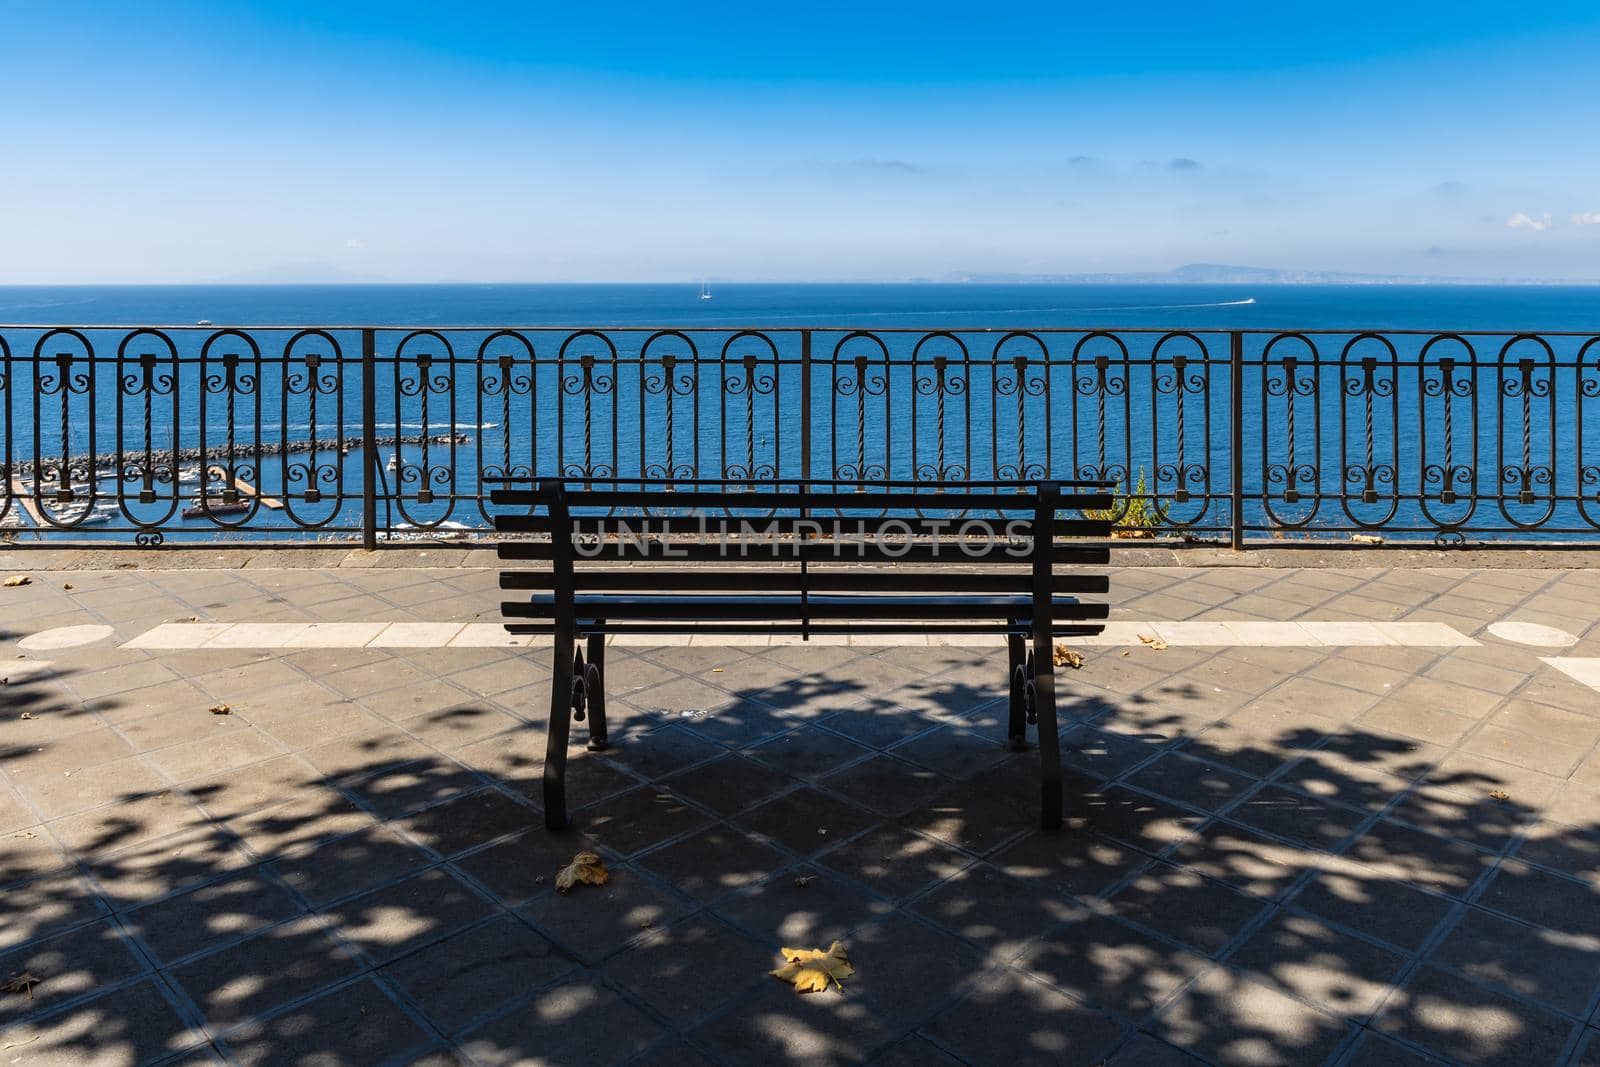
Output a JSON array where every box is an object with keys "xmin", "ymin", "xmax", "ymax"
[{"xmin": 4, "ymin": 1, "xmax": 1600, "ymax": 283}]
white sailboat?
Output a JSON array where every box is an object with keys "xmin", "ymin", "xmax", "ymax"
[{"xmin": 698, "ymin": 280, "xmax": 713, "ymax": 301}]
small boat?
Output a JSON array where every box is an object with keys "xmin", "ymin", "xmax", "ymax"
[
  {"xmin": 384, "ymin": 519, "xmax": 474, "ymax": 542},
  {"xmin": 387, "ymin": 454, "xmax": 400, "ymax": 471},
  {"xmin": 183, "ymin": 499, "xmax": 250, "ymax": 519},
  {"xmin": 698, "ymin": 281, "xmax": 713, "ymax": 301},
  {"xmin": 196, "ymin": 319, "xmax": 213, "ymax": 326}
]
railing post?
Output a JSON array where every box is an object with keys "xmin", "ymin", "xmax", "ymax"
[
  {"xmin": 361, "ymin": 328, "xmax": 378, "ymax": 550},
  {"xmin": 1229, "ymin": 330, "xmax": 1245, "ymax": 550},
  {"xmin": 799, "ymin": 329, "xmax": 812, "ymax": 485}
]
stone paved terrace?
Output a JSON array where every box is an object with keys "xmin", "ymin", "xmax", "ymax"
[{"xmin": 3, "ymin": 547, "xmax": 1600, "ymax": 1066}]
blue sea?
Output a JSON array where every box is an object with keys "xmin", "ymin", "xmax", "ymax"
[
  {"xmin": 2, "ymin": 282, "xmax": 1597, "ymax": 332},
  {"xmin": 1, "ymin": 283, "xmax": 1597, "ymax": 543}
]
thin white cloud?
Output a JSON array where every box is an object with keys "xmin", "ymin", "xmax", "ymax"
[
  {"xmin": 1573, "ymin": 211, "xmax": 1600, "ymax": 226},
  {"xmin": 1506, "ymin": 212, "xmax": 1552, "ymax": 232},
  {"xmin": 345, "ymin": 238, "xmax": 367, "ymax": 249}
]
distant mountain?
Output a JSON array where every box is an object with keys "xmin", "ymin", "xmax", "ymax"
[
  {"xmin": 210, "ymin": 261, "xmax": 391, "ymax": 285},
  {"xmin": 942, "ymin": 263, "xmax": 1586, "ymax": 286}
]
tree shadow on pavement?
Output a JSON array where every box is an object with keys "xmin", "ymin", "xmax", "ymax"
[{"xmin": 0, "ymin": 644, "xmax": 1598, "ymax": 1066}]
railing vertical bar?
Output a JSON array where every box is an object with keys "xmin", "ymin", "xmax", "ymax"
[
  {"xmin": 1230, "ymin": 329, "xmax": 1246, "ymax": 550},
  {"xmin": 361, "ymin": 327, "xmax": 378, "ymax": 550},
  {"xmin": 800, "ymin": 329, "xmax": 812, "ymax": 487}
]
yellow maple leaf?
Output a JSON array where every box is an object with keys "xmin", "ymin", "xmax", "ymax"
[
  {"xmin": 1136, "ymin": 632, "xmax": 1169, "ymax": 651},
  {"xmin": 2, "ymin": 576, "xmax": 31, "ymax": 588},
  {"xmin": 1052, "ymin": 644, "xmax": 1084, "ymax": 669},
  {"xmin": 771, "ymin": 941, "xmax": 854, "ymax": 994},
  {"xmin": 555, "ymin": 851, "xmax": 609, "ymax": 892}
]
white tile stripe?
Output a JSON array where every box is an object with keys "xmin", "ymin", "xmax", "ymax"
[
  {"xmin": 1541, "ymin": 657, "xmax": 1600, "ymax": 693},
  {"xmin": 118, "ymin": 620, "xmax": 1480, "ymax": 651}
]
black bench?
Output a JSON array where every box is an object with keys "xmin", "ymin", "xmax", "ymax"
[{"xmin": 490, "ymin": 478, "xmax": 1113, "ymax": 832}]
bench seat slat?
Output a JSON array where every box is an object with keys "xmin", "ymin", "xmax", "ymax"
[
  {"xmin": 505, "ymin": 621, "xmax": 1109, "ymax": 636},
  {"xmin": 502, "ymin": 593, "xmax": 1108, "ymax": 621}
]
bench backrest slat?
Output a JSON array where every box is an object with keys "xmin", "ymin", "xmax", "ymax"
[{"xmin": 498, "ymin": 570, "xmax": 1110, "ymax": 595}]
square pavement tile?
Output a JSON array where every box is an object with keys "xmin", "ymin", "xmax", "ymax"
[
  {"xmin": 816, "ymin": 755, "xmax": 948, "ymax": 819},
  {"xmin": 922, "ymin": 967, "xmax": 1127, "ymax": 1066},
  {"xmin": 635, "ymin": 824, "xmax": 790, "ymax": 902},
  {"xmin": 992, "ymin": 828, "xmax": 1149, "ymax": 901},
  {"xmin": 461, "ymin": 978, "xmax": 665, "ymax": 1066},
  {"xmin": 0, "ymin": 921, "xmax": 146, "ymax": 1026},
  {"xmin": 324, "ymin": 867, "xmax": 495, "ymax": 965},
  {"xmin": 519, "ymin": 865, "xmax": 691, "ymax": 966},
  {"xmin": 265, "ymin": 824, "xmax": 435, "ymax": 907},
  {"xmin": 602, "ymin": 915, "xmax": 771, "ymax": 1024},
  {"xmin": 1124, "ymin": 752, "xmax": 1257, "ymax": 813},
  {"xmin": 1228, "ymin": 911, "xmax": 1408, "ymax": 1017},
  {"xmin": 910, "ymin": 862, "xmax": 1082, "ymax": 958},
  {"xmin": 596, "ymin": 723, "xmax": 725, "ymax": 781},
  {"xmin": 816, "ymin": 822, "xmax": 972, "ymax": 901},
  {"xmin": 744, "ymin": 728, "xmax": 875, "ymax": 780},
  {"xmin": 0, "ymin": 978, "xmax": 201, "ymax": 1064},
  {"xmin": 124, "ymin": 874, "xmax": 305, "ymax": 964},
  {"xmin": 736, "ymin": 786, "xmax": 879, "ymax": 857},
  {"xmin": 1475, "ymin": 859, "xmax": 1600, "ymax": 939},
  {"xmin": 169, "ymin": 917, "xmax": 361, "ymax": 1026},
  {"xmin": 715, "ymin": 864, "xmax": 891, "ymax": 948},
  {"xmin": 392, "ymin": 789, "xmax": 539, "ymax": 857},
  {"xmin": 662, "ymin": 753, "xmax": 787, "ymax": 816},
  {"xmin": 1153, "ymin": 966, "xmax": 1352, "ymax": 1066},
  {"xmin": 690, "ymin": 981, "xmax": 895, "ymax": 1064},
  {"xmin": 574, "ymin": 786, "xmax": 710, "ymax": 857},
  {"xmin": 453, "ymin": 829, "xmax": 599, "ymax": 907},
  {"xmin": 843, "ymin": 912, "xmax": 988, "ymax": 1028},
  {"xmin": 382, "ymin": 914, "xmax": 576, "ymax": 1033},
  {"xmin": 1290, "ymin": 868, "xmax": 1456, "ymax": 953},
  {"xmin": 222, "ymin": 978, "xmax": 438, "ymax": 1065},
  {"xmin": 1374, "ymin": 965, "xmax": 1577, "ymax": 1065},
  {"xmin": 1227, "ymin": 785, "xmax": 1367, "ymax": 852},
  {"xmin": 1427, "ymin": 906, "xmax": 1600, "ymax": 1017},
  {"xmin": 1020, "ymin": 913, "xmax": 1209, "ymax": 1020},
  {"xmin": 1108, "ymin": 862, "xmax": 1270, "ymax": 956}
]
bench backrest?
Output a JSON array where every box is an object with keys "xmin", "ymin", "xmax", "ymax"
[{"xmin": 491, "ymin": 478, "xmax": 1112, "ymax": 595}]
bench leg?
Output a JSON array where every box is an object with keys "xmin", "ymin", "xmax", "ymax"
[
  {"xmin": 543, "ymin": 627, "xmax": 575, "ymax": 832},
  {"xmin": 585, "ymin": 628, "xmax": 608, "ymax": 751},
  {"xmin": 1032, "ymin": 629, "xmax": 1063, "ymax": 831},
  {"xmin": 1006, "ymin": 631, "xmax": 1028, "ymax": 751}
]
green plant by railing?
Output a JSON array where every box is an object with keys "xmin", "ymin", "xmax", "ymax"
[{"xmin": 1085, "ymin": 469, "xmax": 1167, "ymax": 538}]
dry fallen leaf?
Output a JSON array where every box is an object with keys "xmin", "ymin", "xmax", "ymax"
[
  {"xmin": 208, "ymin": 703, "xmax": 231, "ymax": 716},
  {"xmin": 13, "ymin": 831, "xmax": 36, "ymax": 840},
  {"xmin": 555, "ymin": 851, "xmax": 609, "ymax": 892},
  {"xmin": 1489, "ymin": 789, "xmax": 1510, "ymax": 801},
  {"xmin": 3, "ymin": 576, "xmax": 31, "ymax": 588},
  {"xmin": 62, "ymin": 583, "xmax": 73, "ymax": 591},
  {"xmin": 1052, "ymin": 644, "xmax": 1084, "ymax": 669},
  {"xmin": 2, "ymin": 971, "xmax": 40, "ymax": 999},
  {"xmin": 793, "ymin": 874, "xmax": 815, "ymax": 888},
  {"xmin": 1137, "ymin": 633, "xmax": 1169, "ymax": 651},
  {"xmin": 771, "ymin": 942, "xmax": 854, "ymax": 994},
  {"xmin": 18, "ymin": 712, "xmax": 33, "ymax": 720},
  {"xmin": 1351, "ymin": 533, "xmax": 1383, "ymax": 545},
  {"xmin": 710, "ymin": 667, "xmax": 724, "ymax": 673}
]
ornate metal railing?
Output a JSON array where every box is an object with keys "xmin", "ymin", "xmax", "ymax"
[{"xmin": 0, "ymin": 324, "xmax": 1596, "ymax": 547}]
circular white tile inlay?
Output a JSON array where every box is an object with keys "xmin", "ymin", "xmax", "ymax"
[
  {"xmin": 1485, "ymin": 621, "xmax": 1578, "ymax": 647},
  {"xmin": 17, "ymin": 624, "xmax": 116, "ymax": 651}
]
